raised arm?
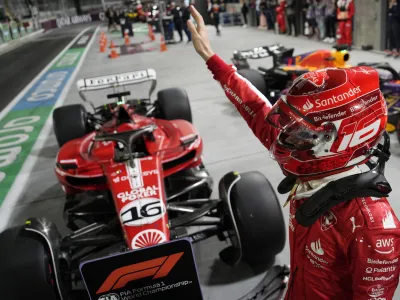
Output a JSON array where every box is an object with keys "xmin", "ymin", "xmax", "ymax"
[{"xmin": 187, "ymin": 5, "xmax": 277, "ymax": 149}]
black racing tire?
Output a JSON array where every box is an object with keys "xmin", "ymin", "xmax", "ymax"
[
  {"xmin": 230, "ymin": 171, "xmax": 286, "ymax": 267},
  {"xmin": 53, "ymin": 104, "xmax": 89, "ymax": 147},
  {"xmin": 397, "ymin": 119, "xmax": 400, "ymax": 144},
  {"xmin": 156, "ymin": 88, "xmax": 192, "ymax": 123},
  {"xmin": 0, "ymin": 226, "xmax": 59, "ymax": 300},
  {"xmin": 387, "ymin": 113, "xmax": 399, "ymax": 134},
  {"xmin": 237, "ymin": 69, "xmax": 267, "ymax": 97}
]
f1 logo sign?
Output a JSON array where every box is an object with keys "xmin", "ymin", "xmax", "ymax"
[{"xmin": 96, "ymin": 252, "xmax": 184, "ymax": 294}]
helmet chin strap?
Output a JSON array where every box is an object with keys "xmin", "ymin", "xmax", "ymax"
[
  {"xmin": 277, "ymin": 174, "xmax": 298, "ymax": 194},
  {"xmin": 365, "ymin": 131, "xmax": 391, "ymax": 175},
  {"xmin": 294, "ymin": 132, "xmax": 392, "ymax": 227}
]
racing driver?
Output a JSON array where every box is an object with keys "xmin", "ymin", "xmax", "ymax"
[{"xmin": 186, "ymin": 5, "xmax": 400, "ymax": 300}]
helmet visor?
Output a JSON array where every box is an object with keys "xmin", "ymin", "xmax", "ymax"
[
  {"xmin": 265, "ymin": 98, "xmax": 301, "ymax": 131},
  {"xmin": 266, "ymin": 99, "xmax": 335, "ymax": 150}
]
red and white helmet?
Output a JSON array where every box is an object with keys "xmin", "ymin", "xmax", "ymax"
[{"xmin": 266, "ymin": 66, "xmax": 387, "ymax": 180}]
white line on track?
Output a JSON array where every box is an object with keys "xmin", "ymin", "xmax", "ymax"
[{"xmin": 0, "ymin": 25, "xmax": 100, "ymax": 232}]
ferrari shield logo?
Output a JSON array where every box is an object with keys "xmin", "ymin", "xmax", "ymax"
[
  {"xmin": 302, "ymin": 69, "xmax": 329, "ymax": 87},
  {"xmin": 320, "ymin": 211, "xmax": 337, "ymax": 231}
]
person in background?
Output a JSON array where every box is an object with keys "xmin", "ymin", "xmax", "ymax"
[
  {"xmin": 27, "ymin": 1, "xmax": 39, "ymax": 31},
  {"xmin": 105, "ymin": 6, "xmax": 111, "ymax": 30},
  {"xmin": 323, "ymin": 0, "xmax": 336, "ymax": 43},
  {"xmin": 135, "ymin": 3, "xmax": 146, "ymax": 22},
  {"xmin": 106, "ymin": 7, "xmax": 119, "ymax": 32},
  {"xmin": 114, "ymin": 7, "xmax": 122, "ymax": 26},
  {"xmin": 207, "ymin": 0, "xmax": 212, "ymax": 23},
  {"xmin": 166, "ymin": 2, "xmax": 172, "ymax": 15},
  {"xmin": 276, "ymin": 0, "xmax": 287, "ymax": 34},
  {"xmin": 315, "ymin": 0, "xmax": 326, "ymax": 40},
  {"xmin": 266, "ymin": 0, "xmax": 277, "ymax": 30},
  {"xmin": 386, "ymin": 0, "xmax": 400, "ymax": 57},
  {"xmin": 209, "ymin": 0, "xmax": 221, "ymax": 36},
  {"xmin": 336, "ymin": 0, "xmax": 354, "ymax": 47},
  {"xmin": 285, "ymin": 0, "xmax": 297, "ymax": 36},
  {"xmin": 241, "ymin": 0, "xmax": 249, "ymax": 27},
  {"xmin": 249, "ymin": 0, "xmax": 258, "ymax": 26},
  {"xmin": 13, "ymin": 14, "xmax": 22, "ymax": 37},
  {"xmin": 182, "ymin": 2, "xmax": 192, "ymax": 42},
  {"xmin": 119, "ymin": 7, "xmax": 134, "ymax": 37},
  {"xmin": 170, "ymin": 2, "xmax": 184, "ymax": 42},
  {"xmin": 259, "ymin": 0, "xmax": 268, "ymax": 28},
  {"xmin": 304, "ymin": 0, "xmax": 317, "ymax": 38},
  {"xmin": 220, "ymin": 0, "xmax": 226, "ymax": 12}
]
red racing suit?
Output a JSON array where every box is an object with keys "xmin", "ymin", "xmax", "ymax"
[
  {"xmin": 206, "ymin": 54, "xmax": 400, "ymax": 299},
  {"xmin": 336, "ymin": 0, "xmax": 354, "ymax": 46},
  {"xmin": 276, "ymin": 1, "xmax": 286, "ymax": 34}
]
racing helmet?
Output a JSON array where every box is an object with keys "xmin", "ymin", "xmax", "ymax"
[{"xmin": 266, "ymin": 66, "xmax": 387, "ymax": 179}]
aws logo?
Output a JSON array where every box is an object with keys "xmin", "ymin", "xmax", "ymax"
[{"xmin": 375, "ymin": 238, "xmax": 395, "ymax": 255}]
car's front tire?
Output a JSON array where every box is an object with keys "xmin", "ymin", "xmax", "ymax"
[
  {"xmin": 220, "ymin": 171, "xmax": 286, "ymax": 268},
  {"xmin": 0, "ymin": 226, "xmax": 60, "ymax": 300},
  {"xmin": 53, "ymin": 104, "xmax": 90, "ymax": 147}
]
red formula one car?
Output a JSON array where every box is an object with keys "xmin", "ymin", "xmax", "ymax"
[{"xmin": 0, "ymin": 69, "xmax": 288, "ymax": 300}]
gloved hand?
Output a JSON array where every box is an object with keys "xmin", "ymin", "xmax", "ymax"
[{"xmin": 187, "ymin": 5, "xmax": 215, "ymax": 61}]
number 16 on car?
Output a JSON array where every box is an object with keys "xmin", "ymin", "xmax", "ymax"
[{"xmin": 120, "ymin": 198, "xmax": 166, "ymax": 226}]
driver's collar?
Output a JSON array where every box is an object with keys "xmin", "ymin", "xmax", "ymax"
[{"xmin": 294, "ymin": 166, "xmax": 362, "ymax": 200}]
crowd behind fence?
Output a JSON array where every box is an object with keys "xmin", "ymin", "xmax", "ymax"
[{"xmin": 224, "ymin": 0, "xmax": 346, "ymax": 45}]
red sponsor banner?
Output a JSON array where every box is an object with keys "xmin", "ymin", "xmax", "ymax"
[{"xmin": 104, "ymin": 156, "xmax": 169, "ymax": 250}]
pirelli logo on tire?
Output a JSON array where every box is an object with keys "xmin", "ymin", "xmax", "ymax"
[{"xmin": 96, "ymin": 252, "xmax": 184, "ymax": 294}]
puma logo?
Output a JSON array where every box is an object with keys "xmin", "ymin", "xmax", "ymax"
[{"xmin": 350, "ymin": 216, "xmax": 362, "ymax": 233}]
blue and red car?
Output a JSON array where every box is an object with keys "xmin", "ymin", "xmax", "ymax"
[{"xmin": 357, "ymin": 62, "xmax": 400, "ymax": 143}]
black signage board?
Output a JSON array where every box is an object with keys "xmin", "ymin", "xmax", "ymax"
[{"xmin": 80, "ymin": 239, "xmax": 203, "ymax": 300}]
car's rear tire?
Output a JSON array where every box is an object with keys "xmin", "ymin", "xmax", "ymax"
[
  {"xmin": 237, "ymin": 69, "xmax": 267, "ymax": 97},
  {"xmin": 0, "ymin": 226, "xmax": 59, "ymax": 300},
  {"xmin": 53, "ymin": 104, "xmax": 89, "ymax": 147},
  {"xmin": 230, "ymin": 171, "xmax": 286, "ymax": 267},
  {"xmin": 156, "ymin": 88, "xmax": 192, "ymax": 123}
]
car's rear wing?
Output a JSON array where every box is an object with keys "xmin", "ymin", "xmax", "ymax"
[
  {"xmin": 76, "ymin": 69, "xmax": 157, "ymax": 98},
  {"xmin": 231, "ymin": 44, "xmax": 294, "ymax": 70}
]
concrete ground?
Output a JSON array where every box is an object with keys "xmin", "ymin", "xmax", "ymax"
[
  {"xmin": 5, "ymin": 24, "xmax": 400, "ymax": 299},
  {"xmin": 0, "ymin": 24, "xmax": 94, "ymax": 111}
]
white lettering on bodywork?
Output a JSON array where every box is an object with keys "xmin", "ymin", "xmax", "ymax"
[{"xmin": 223, "ymin": 84, "xmax": 256, "ymax": 118}]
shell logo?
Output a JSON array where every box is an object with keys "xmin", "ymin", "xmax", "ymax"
[{"xmin": 131, "ymin": 229, "xmax": 167, "ymax": 249}]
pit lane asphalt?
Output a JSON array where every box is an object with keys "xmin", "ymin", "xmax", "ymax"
[
  {"xmin": 0, "ymin": 24, "xmax": 95, "ymax": 112},
  {"xmin": 4, "ymin": 25, "xmax": 400, "ymax": 299}
]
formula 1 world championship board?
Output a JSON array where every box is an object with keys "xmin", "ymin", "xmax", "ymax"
[{"xmin": 80, "ymin": 239, "xmax": 203, "ymax": 300}]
